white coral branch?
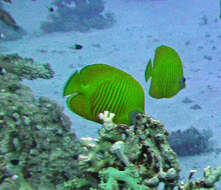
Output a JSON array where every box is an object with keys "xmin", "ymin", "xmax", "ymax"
[{"xmin": 99, "ymin": 110, "xmax": 116, "ymax": 129}]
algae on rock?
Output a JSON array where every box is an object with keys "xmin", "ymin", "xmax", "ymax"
[
  {"xmin": 0, "ymin": 53, "xmax": 54, "ymax": 80},
  {"xmin": 60, "ymin": 111, "xmax": 221, "ymax": 190},
  {"xmin": 0, "ymin": 53, "xmax": 84, "ymax": 190},
  {"xmin": 61, "ymin": 111, "xmax": 180, "ymax": 190}
]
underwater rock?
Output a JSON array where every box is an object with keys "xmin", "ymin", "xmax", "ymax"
[
  {"xmin": 0, "ymin": 7, "xmax": 26, "ymax": 41},
  {"xmin": 169, "ymin": 127, "xmax": 213, "ymax": 156},
  {"xmin": 40, "ymin": 0, "xmax": 115, "ymax": 33},
  {"xmin": 190, "ymin": 104, "xmax": 202, "ymax": 110},
  {"xmin": 0, "ymin": 54, "xmax": 84, "ymax": 189},
  {"xmin": 0, "ymin": 53, "xmax": 54, "ymax": 80},
  {"xmin": 182, "ymin": 97, "xmax": 193, "ymax": 104}
]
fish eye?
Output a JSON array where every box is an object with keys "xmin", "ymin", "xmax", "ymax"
[
  {"xmin": 179, "ymin": 77, "xmax": 186, "ymax": 89},
  {"xmin": 183, "ymin": 77, "xmax": 186, "ymax": 82}
]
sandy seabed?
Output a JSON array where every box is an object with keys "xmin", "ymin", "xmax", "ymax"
[{"xmin": 1, "ymin": 0, "xmax": 221, "ymax": 188}]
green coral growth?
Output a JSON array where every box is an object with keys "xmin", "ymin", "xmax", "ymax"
[
  {"xmin": 62, "ymin": 111, "xmax": 180, "ymax": 189},
  {"xmin": 0, "ymin": 53, "xmax": 54, "ymax": 80},
  {"xmin": 99, "ymin": 166, "xmax": 149, "ymax": 190},
  {"xmin": 59, "ymin": 111, "xmax": 221, "ymax": 190},
  {"xmin": 179, "ymin": 166, "xmax": 221, "ymax": 190},
  {"xmin": 0, "ymin": 53, "xmax": 83, "ymax": 190}
]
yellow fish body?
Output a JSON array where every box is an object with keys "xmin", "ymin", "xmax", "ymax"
[
  {"xmin": 145, "ymin": 45, "xmax": 185, "ymax": 98},
  {"xmin": 63, "ymin": 64, "xmax": 145, "ymax": 125}
]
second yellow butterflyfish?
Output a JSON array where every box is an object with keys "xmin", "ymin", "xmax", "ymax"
[{"xmin": 145, "ymin": 45, "xmax": 186, "ymax": 99}]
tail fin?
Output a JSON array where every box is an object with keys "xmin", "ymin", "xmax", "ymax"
[{"xmin": 145, "ymin": 59, "xmax": 152, "ymax": 82}]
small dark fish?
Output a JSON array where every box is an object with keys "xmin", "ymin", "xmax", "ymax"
[
  {"xmin": 47, "ymin": 7, "xmax": 54, "ymax": 12},
  {"xmin": 72, "ymin": 44, "xmax": 83, "ymax": 50},
  {"xmin": 0, "ymin": 9, "xmax": 19, "ymax": 30}
]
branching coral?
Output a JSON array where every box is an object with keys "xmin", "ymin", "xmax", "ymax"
[
  {"xmin": 178, "ymin": 166, "xmax": 221, "ymax": 190},
  {"xmin": 99, "ymin": 165, "xmax": 150, "ymax": 190},
  {"xmin": 68, "ymin": 111, "xmax": 180, "ymax": 189},
  {"xmin": 61, "ymin": 111, "xmax": 221, "ymax": 190}
]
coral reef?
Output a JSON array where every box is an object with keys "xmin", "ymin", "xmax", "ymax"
[
  {"xmin": 40, "ymin": 0, "xmax": 115, "ymax": 33},
  {"xmin": 0, "ymin": 53, "xmax": 54, "ymax": 80},
  {"xmin": 0, "ymin": 53, "xmax": 220, "ymax": 190},
  {"xmin": 178, "ymin": 166, "xmax": 221, "ymax": 190},
  {"xmin": 169, "ymin": 127, "xmax": 213, "ymax": 156},
  {"xmin": 59, "ymin": 111, "xmax": 221, "ymax": 190},
  {"xmin": 0, "ymin": 53, "xmax": 84, "ymax": 189},
  {"xmin": 60, "ymin": 111, "xmax": 180, "ymax": 189}
]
